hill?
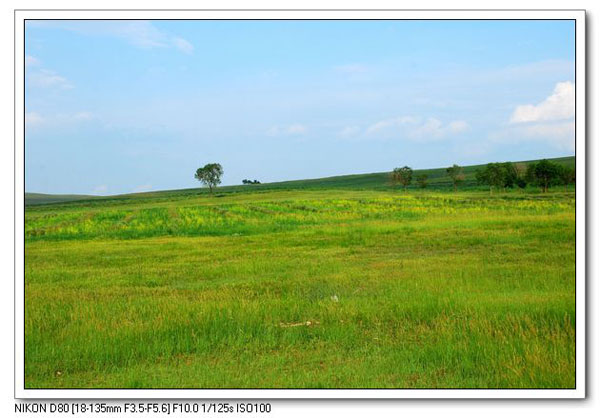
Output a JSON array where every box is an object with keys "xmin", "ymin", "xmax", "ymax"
[
  {"xmin": 259, "ymin": 155, "xmax": 575, "ymax": 190},
  {"xmin": 25, "ymin": 155, "xmax": 575, "ymax": 206},
  {"xmin": 24, "ymin": 192, "xmax": 99, "ymax": 206}
]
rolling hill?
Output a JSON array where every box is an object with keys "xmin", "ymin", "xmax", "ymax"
[
  {"xmin": 25, "ymin": 155, "xmax": 575, "ymax": 206},
  {"xmin": 24, "ymin": 192, "xmax": 99, "ymax": 206}
]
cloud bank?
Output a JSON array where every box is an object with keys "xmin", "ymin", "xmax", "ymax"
[
  {"xmin": 27, "ymin": 20, "xmax": 194, "ymax": 54},
  {"xmin": 496, "ymin": 81, "xmax": 575, "ymax": 152},
  {"xmin": 510, "ymin": 81, "xmax": 574, "ymax": 123},
  {"xmin": 267, "ymin": 123, "xmax": 308, "ymax": 137},
  {"xmin": 364, "ymin": 116, "xmax": 469, "ymax": 141}
]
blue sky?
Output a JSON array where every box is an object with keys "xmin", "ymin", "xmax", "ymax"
[{"xmin": 25, "ymin": 20, "xmax": 575, "ymax": 195}]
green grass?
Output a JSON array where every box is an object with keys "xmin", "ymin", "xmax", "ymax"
[{"xmin": 24, "ymin": 185, "xmax": 575, "ymax": 389}]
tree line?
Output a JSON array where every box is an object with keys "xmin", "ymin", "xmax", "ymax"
[
  {"xmin": 391, "ymin": 164, "xmax": 465, "ymax": 191},
  {"xmin": 193, "ymin": 159, "xmax": 574, "ymax": 194},
  {"xmin": 391, "ymin": 159, "xmax": 574, "ymax": 193}
]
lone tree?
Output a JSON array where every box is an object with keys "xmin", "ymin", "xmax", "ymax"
[
  {"xmin": 391, "ymin": 166, "xmax": 413, "ymax": 191},
  {"xmin": 416, "ymin": 173, "xmax": 428, "ymax": 189},
  {"xmin": 446, "ymin": 164, "xmax": 465, "ymax": 191},
  {"xmin": 194, "ymin": 163, "xmax": 224, "ymax": 193},
  {"xmin": 526, "ymin": 159, "xmax": 561, "ymax": 193}
]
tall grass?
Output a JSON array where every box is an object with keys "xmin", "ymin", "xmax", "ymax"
[{"xmin": 25, "ymin": 189, "xmax": 575, "ymax": 388}]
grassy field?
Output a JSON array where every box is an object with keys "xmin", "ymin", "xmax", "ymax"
[{"xmin": 24, "ymin": 182, "xmax": 576, "ymax": 389}]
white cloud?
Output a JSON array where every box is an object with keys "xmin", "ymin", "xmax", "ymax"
[
  {"xmin": 73, "ymin": 111, "xmax": 94, "ymax": 121},
  {"xmin": 109, "ymin": 21, "xmax": 167, "ymax": 48},
  {"xmin": 407, "ymin": 118, "xmax": 442, "ymax": 139},
  {"xmin": 266, "ymin": 126, "xmax": 279, "ymax": 136},
  {"xmin": 407, "ymin": 118, "xmax": 469, "ymax": 140},
  {"xmin": 510, "ymin": 81, "xmax": 574, "ymax": 123},
  {"xmin": 521, "ymin": 121, "xmax": 575, "ymax": 141},
  {"xmin": 27, "ymin": 20, "xmax": 194, "ymax": 55},
  {"xmin": 493, "ymin": 81, "xmax": 575, "ymax": 152},
  {"xmin": 447, "ymin": 120, "xmax": 469, "ymax": 133},
  {"xmin": 172, "ymin": 37, "xmax": 194, "ymax": 54},
  {"xmin": 27, "ymin": 69, "xmax": 73, "ymax": 89},
  {"xmin": 489, "ymin": 121, "xmax": 575, "ymax": 152},
  {"xmin": 267, "ymin": 123, "xmax": 308, "ymax": 137},
  {"xmin": 365, "ymin": 116, "xmax": 468, "ymax": 141},
  {"xmin": 480, "ymin": 60, "xmax": 574, "ymax": 84},
  {"xmin": 24, "ymin": 111, "xmax": 95, "ymax": 128},
  {"xmin": 25, "ymin": 55, "xmax": 39, "ymax": 68},
  {"xmin": 287, "ymin": 124, "xmax": 307, "ymax": 135},
  {"xmin": 365, "ymin": 116, "xmax": 417, "ymax": 135},
  {"xmin": 25, "ymin": 112, "xmax": 44, "ymax": 127},
  {"xmin": 338, "ymin": 126, "xmax": 361, "ymax": 138},
  {"xmin": 25, "ymin": 55, "xmax": 73, "ymax": 90}
]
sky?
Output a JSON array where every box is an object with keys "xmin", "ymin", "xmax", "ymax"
[{"xmin": 25, "ymin": 20, "xmax": 576, "ymax": 195}]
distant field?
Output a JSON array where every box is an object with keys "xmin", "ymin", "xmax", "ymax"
[{"xmin": 25, "ymin": 186, "xmax": 575, "ymax": 388}]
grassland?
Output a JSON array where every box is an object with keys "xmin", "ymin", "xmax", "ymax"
[{"xmin": 24, "ymin": 180, "xmax": 576, "ymax": 389}]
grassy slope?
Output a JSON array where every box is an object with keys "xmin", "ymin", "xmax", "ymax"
[
  {"xmin": 25, "ymin": 192, "xmax": 98, "ymax": 206},
  {"xmin": 25, "ymin": 155, "xmax": 575, "ymax": 206},
  {"xmin": 25, "ymin": 188, "xmax": 575, "ymax": 388},
  {"xmin": 264, "ymin": 155, "xmax": 575, "ymax": 191},
  {"xmin": 24, "ymin": 152, "xmax": 576, "ymax": 389}
]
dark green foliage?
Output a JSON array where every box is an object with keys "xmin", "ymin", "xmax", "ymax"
[
  {"xmin": 557, "ymin": 166, "xmax": 576, "ymax": 191},
  {"xmin": 416, "ymin": 174, "xmax": 428, "ymax": 189},
  {"xmin": 243, "ymin": 179, "xmax": 261, "ymax": 185},
  {"xmin": 195, "ymin": 163, "xmax": 224, "ymax": 193},
  {"xmin": 391, "ymin": 166, "xmax": 413, "ymax": 190},
  {"xmin": 526, "ymin": 159, "xmax": 562, "ymax": 193},
  {"xmin": 476, "ymin": 162, "xmax": 525, "ymax": 193},
  {"xmin": 476, "ymin": 163, "xmax": 504, "ymax": 191},
  {"xmin": 446, "ymin": 164, "xmax": 465, "ymax": 191},
  {"xmin": 502, "ymin": 162, "xmax": 519, "ymax": 188}
]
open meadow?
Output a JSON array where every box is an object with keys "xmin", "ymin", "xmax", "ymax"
[
  {"xmin": 22, "ymin": 17, "xmax": 580, "ymax": 392},
  {"xmin": 24, "ymin": 182, "xmax": 576, "ymax": 388}
]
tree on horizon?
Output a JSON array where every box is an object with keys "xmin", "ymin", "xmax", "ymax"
[
  {"xmin": 446, "ymin": 164, "xmax": 465, "ymax": 191},
  {"xmin": 526, "ymin": 159, "xmax": 562, "ymax": 193},
  {"xmin": 195, "ymin": 163, "xmax": 224, "ymax": 193},
  {"xmin": 391, "ymin": 166, "xmax": 413, "ymax": 191}
]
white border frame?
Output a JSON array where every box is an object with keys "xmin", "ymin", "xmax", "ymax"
[{"xmin": 14, "ymin": 9, "xmax": 586, "ymax": 399}]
